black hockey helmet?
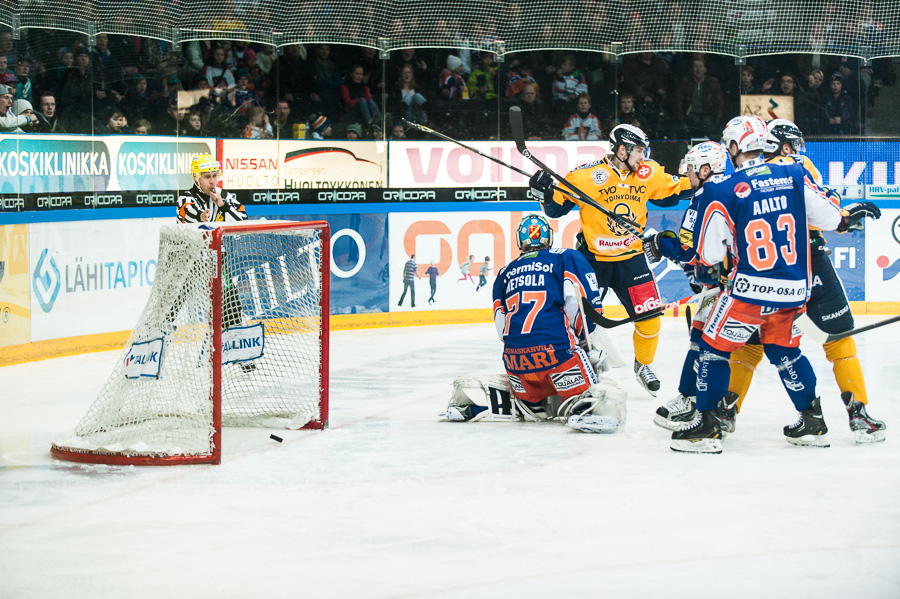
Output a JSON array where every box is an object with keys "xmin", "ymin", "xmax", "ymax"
[
  {"xmin": 765, "ymin": 118, "xmax": 804, "ymax": 155},
  {"xmin": 609, "ymin": 124, "xmax": 650, "ymax": 158}
]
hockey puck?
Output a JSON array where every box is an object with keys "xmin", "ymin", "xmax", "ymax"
[{"xmin": 270, "ymin": 434, "xmax": 283, "ymax": 443}]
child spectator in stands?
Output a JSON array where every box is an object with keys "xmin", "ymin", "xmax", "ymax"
[
  {"xmin": 608, "ymin": 92, "xmax": 641, "ymax": 130},
  {"xmin": 202, "ymin": 46, "xmax": 235, "ymax": 90},
  {"xmin": 389, "ymin": 63, "xmax": 428, "ymax": 124},
  {"xmin": 308, "ymin": 114, "xmax": 332, "ymax": 140},
  {"xmin": 551, "ymin": 54, "xmax": 587, "ymax": 114},
  {"xmin": 340, "ymin": 63, "xmax": 382, "ymax": 130},
  {"xmin": 241, "ymin": 105, "xmax": 272, "ymax": 139},
  {"xmin": 100, "ymin": 108, "xmax": 131, "ymax": 134},
  {"xmin": 823, "ymin": 73, "xmax": 857, "ymax": 135},
  {"xmin": 186, "ymin": 109, "xmax": 205, "ymax": 136},
  {"xmin": 228, "ymin": 69, "xmax": 258, "ymax": 115},
  {"xmin": 133, "ymin": 119, "xmax": 152, "ymax": 135},
  {"xmin": 122, "ymin": 73, "xmax": 153, "ymax": 123},
  {"xmin": 10, "ymin": 99, "xmax": 37, "ymax": 132},
  {"xmin": 12, "ymin": 56, "xmax": 32, "ymax": 103},
  {"xmin": 439, "ymin": 54, "xmax": 470, "ymax": 136},
  {"xmin": 562, "ymin": 92, "xmax": 602, "ymax": 140},
  {"xmin": 346, "ymin": 122, "xmax": 363, "ymax": 140},
  {"xmin": 390, "ymin": 123, "xmax": 406, "ymax": 139},
  {"xmin": 468, "ymin": 52, "xmax": 498, "ymax": 102},
  {"xmin": 515, "ymin": 82, "xmax": 545, "ymax": 140}
]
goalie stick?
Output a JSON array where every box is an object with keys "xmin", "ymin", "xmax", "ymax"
[
  {"xmin": 401, "ymin": 118, "xmax": 604, "ymax": 209},
  {"xmin": 508, "ymin": 106, "xmax": 645, "ymax": 239}
]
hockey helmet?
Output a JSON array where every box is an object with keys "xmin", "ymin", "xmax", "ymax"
[
  {"xmin": 765, "ymin": 118, "xmax": 804, "ymax": 155},
  {"xmin": 679, "ymin": 141, "xmax": 728, "ymax": 176},
  {"xmin": 190, "ymin": 153, "xmax": 221, "ymax": 178},
  {"xmin": 721, "ymin": 116, "xmax": 767, "ymax": 154},
  {"xmin": 516, "ymin": 213, "xmax": 554, "ymax": 252},
  {"xmin": 609, "ymin": 124, "xmax": 650, "ymax": 159}
]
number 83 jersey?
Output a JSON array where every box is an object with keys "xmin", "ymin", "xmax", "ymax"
[{"xmin": 693, "ymin": 159, "xmax": 842, "ymax": 309}]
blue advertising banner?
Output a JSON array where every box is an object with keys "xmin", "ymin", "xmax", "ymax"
[{"xmin": 265, "ymin": 213, "xmax": 389, "ymax": 315}]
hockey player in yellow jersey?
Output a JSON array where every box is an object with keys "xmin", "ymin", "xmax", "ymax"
[
  {"xmin": 530, "ymin": 124, "xmax": 695, "ymax": 395},
  {"xmin": 727, "ymin": 118, "xmax": 885, "ymax": 443}
]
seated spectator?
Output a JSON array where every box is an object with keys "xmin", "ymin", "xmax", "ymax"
[
  {"xmin": 228, "ymin": 69, "xmax": 259, "ymax": 115},
  {"xmin": 142, "ymin": 38, "xmax": 184, "ymax": 83},
  {"xmin": 672, "ymin": 57, "xmax": 724, "ymax": 138},
  {"xmin": 562, "ymin": 92, "xmax": 602, "ymax": 140},
  {"xmin": 505, "ymin": 60, "xmax": 539, "ymax": 102},
  {"xmin": 515, "ymin": 82, "xmax": 545, "ymax": 140},
  {"xmin": 133, "ymin": 118, "xmax": 152, "ymax": 135},
  {"xmin": 0, "ymin": 85, "xmax": 37, "ymax": 131},
  {"xmin": 154, "ymin": 96, "xmax": 188, "ymax": 136},
  {"xmin": 389, "ymin": 64, "xmax": 427, "ymax": 124},
  {"xmin": 10, "ymin": 98, "xmax": 38, "ymax": 132},
  {"xmin": 241, "ymin": 105, "xmax": 272, "ymax": 139},
  {"xmin": 99, "ymin": 108, "xmax": 132, "ymax": 134},
  {"xmin": 308, "ymin": 113, "xmax": 332, "ymax": 140},
  {"xmin": 822, "ymin": 74, "xmax": 857, "ymax": 135},
  {"xmin": 0, "ymin": 55, "xmax": 13, "ymax": 89},
  {"xmin": 122, "ymin": 73, "xmax": 153, "ymax": 123},
  {"xmin": 309, "ymin": 44, "xmax": 343, "ymax": 118},
  {"xmin": 551, "ymin": 54, "xmax": 587, "ymax": 114},
  {"xmin": 608, "ymin": 92, "xmax": 641, "ymax": 131},
  {"xmin": 59, "ymin": 47, "xmax": 95, "ymax": 133},
  {"xmin": 256, "ymin": 45, "xmax": 277, "ymax": 75},
  {"xmin": 202, "ymin": 46, "xmax": 235, "ymax": 90},
  {"xmin": 801, "ymin": 68, "xmax": 825, "ymax": 134},
  {"xmin": 439, "ymin": 54, "xmax": 471, "ymax": 136},
  {"xmin": 12, "ymin": 56, "xmax": 32, "ymax": 103},
  {"xmin": 468, "ymin": 52, "xmax": 498, "ymax": 102},
  {"xmin": 273, "ymin": 99, "xmax": 296, "ymax": 138},
  {"xmin": 739, "ymin": 66, "xmax": 760, "ymax": 94},
  {"xmin": 346, "ymin": 122, "xmax": 363, "ymax": 140},
  {"xmin": 47, "ymin": 47, "xmax": 73, "ymax": 95},
  {"xmin": 186, "ymin": 110, "xmax": 205, "ymax": 136},
  {"xmin": 340, "ymin": 63, "xmax": 382, "ymax": 129},
  {"xmin": 390, "ymin": 123, "xmax": 406, "ymax": 139},
  {"xmin": 37, "ymin": 92, "xmax": 65, "ymax": 133}
]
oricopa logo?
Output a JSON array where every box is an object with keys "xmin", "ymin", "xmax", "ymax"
[
  {"xmin": 876, "ymin": 255, "xmax": 900, "ymax": 281},
  {"xmin": 32, "ymin": 248, "xmax": 61, "ymax": 313},
  {"xmin": 734, "ymin": 182, "xmax": 751, "ymax": 199}
]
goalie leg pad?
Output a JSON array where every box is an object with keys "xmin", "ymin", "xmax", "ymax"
[
  {"xmin": 565, "ymin": 380, "xmax": 628, "ymax": 433},
  {"xmin": 442, "ymin": 375, "xmax": 515, "ymax": 422}
]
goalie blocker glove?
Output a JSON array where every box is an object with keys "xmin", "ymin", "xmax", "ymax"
[
  {"xmin": 642, "ymin": 230, "xmax": 677, "ymax": 264},
  {"xmin": 529, "ymin": 170, "xmax": 553, "ymax": 203},
  {"xmin": 837, "ymin": 202, "xmax": 881, "ymax": 232}
]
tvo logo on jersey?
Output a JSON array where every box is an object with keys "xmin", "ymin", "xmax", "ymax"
[
  {"xmin": 32, "ymin": 248, "xmax": 61, "ymax": 313},
  {"xmin": 876, "ymin": 255, "xmax": 900, "ymax": 281},
  {"xmin": 734, "ymin": 181, "xmax": 751, "ymax": 199}
]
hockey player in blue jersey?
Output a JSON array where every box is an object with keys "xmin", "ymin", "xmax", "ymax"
[
  {"xmin": 642, "ymin": 141, "xmax": 738, "ymax": 432},
  {"xmin": 670, "ymin": 115, "xmax": 872, "ymax": 453}
]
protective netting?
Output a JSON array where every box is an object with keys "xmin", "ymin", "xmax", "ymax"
[
  {"xmin": 3, "ymin": 1, "xmax": 899, "ymax": 59},
  {"xmin": 51, "ymin": 222, "xmax": 327, "ymax": 463}
]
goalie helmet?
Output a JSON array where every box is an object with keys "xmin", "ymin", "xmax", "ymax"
[
  {"xmin": 679, "ymin": 141, "xmax": 727, "ymax": 176},
  {"xmin": 190, "ymin": 153, "xmax": 221, "ymax": 178},
  {"xmin": 765, "ymin": 118, "xmax": 804, "ymax": 155},
  {"xmin": 609, "ymin": 124, "xmax": 651, "ymax": 159},
  {"xmin": 721, "ymin": 116, "xmax": 767, "ymax": 154},
  {"xmin": 516, "ymin": 213, "xmax": 554, "ymax": 252}
]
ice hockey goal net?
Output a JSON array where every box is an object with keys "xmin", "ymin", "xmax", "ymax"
[{"xmin": 51, "ymin": 220, "xmax": 330, "ymax": 465}]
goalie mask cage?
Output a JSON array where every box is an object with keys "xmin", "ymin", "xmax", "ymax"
[{"xmin": 51, "ymin": 220, "xmax": 330, "ymax": 466}]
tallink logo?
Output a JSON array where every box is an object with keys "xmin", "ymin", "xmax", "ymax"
[
  {"xmin": 876, "ymin": 255, "xmax": 900, "ymax": 281},
  {"xmin": 33, "ymin": 248, "xmax": 61, "ymax": 313}
]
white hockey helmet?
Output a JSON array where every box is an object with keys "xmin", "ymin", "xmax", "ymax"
[
  {"xmin": 721, "ymin": 116, "xmax": 767, "ymax": 154},
  {"xmin": 765, "ymin": 118, "xmax": 805, "ymax": 155},
  {"xmin": 679, "ymin": 141, "xmax": 728, "ymax": 176}
]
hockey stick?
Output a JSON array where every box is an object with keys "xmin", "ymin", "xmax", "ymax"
[
  {"xmin": 401, "ymin": 118, "xmax": 590, "ymax": 206},
  {"xmin": 580, "ymin": 288, "xmax": 717, "ymax": 329},
  {"xmin": 508, "ymin": 106, "xmax": 645, "ymax": 238},
  {"xmin": 576, "ymin": 297, "xmax": 625, "ymax": 368},
  {"xmin": 796, "ymin": 312, "xmax": 900, "ymax": 344}
]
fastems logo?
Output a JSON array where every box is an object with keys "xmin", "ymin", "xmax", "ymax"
[{"xmin": 32, "ymin": 248, "xmax": 61, "ymax": 313}]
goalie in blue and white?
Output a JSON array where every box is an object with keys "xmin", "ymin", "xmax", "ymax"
[{"xmin": 441, "ymin": 214, "xmax": 627, "ymax": 433}]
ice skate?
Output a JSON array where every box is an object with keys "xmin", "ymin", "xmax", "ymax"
[
  {"xmin": 841, "ymin": 392, "xmax": 886, "ymax": 444},
  {"xmin": 634, "ymin": 359, "xmax": 660, "ymax": 397},
  {"xmin": 653, "ymin": 393, "xmax": 696, "ymax": 431},
  {"xmin": 670, "ymin": 410, "xmax": 723, "ymax": 454},
  {"xmin": 715, "ymin": 391, "xmax": 739, "ymax": 434},
  {"xmin": 784, "ymin": 396, "xmax": 829, "ymax": 447}
]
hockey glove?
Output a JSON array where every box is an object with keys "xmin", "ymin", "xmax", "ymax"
[
  {"xmin": 694, "ymin": 261, "xmax": 728, "ymax": 288},
  {"xmin": 642, "ymin": 230, "xmax": 677, "ymax": 263},
  {"xmin": 838, "ymin": 202, "xmax": 881, "ymax": 232},
  {"xmin": 529, "ymin": 170, "xmax": 554, "ymax": 203}
]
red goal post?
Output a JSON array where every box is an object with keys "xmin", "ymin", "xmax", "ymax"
[{"xmin": 51, "ymin": 220, "xmax": 330, "ymax": 465}]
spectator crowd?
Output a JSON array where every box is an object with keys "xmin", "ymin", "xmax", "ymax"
[{"xmin": 0, "ymin": 2, "xmax": 894, "ymax": 142}]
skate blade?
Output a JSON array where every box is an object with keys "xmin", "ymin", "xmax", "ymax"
[
  {"xmin": 653, "ymin": 415, "xmax": 692, "ymax": 432},
  {"xmin": 670, "ymin": 438, "xmax": 723, "ymax": 454},
  {"xmin": 853, "ymin": 429, "xmax": 886, "ymax": 444},
  {"xmin": 636, "ymin": 378, "xmax": 659, "ymax": 397},
  {"xmin": 786, "ymin": 434, "xmax": 830, "ymax": 448}
]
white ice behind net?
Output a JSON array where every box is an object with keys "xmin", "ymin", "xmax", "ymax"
[{"xmin": 52, "ymin": 223, "xmax": 324, "ymax": 459}]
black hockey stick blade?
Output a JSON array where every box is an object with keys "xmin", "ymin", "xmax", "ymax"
[
  {"xmin": 685, "ymin": 305, "xmax": 692, "ymax": 331},
  {"xmin": 826, "ymin": 314, "xmax": 900, "ymax": 343},
  {"xmin": 509, "ymin": 105, "xmax": 528, "ymax": 154},
  {"xmin": 581, "ymin": 297, "xmax": 664, "ymax": 329}
]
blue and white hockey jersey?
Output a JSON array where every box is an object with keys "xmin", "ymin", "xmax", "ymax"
[
  {"xmin": 692, "ymin": 157, "xmax": 842, "ymax": 308},
  {"xmin": 492, "ymin": 248, "xmax": 602, "ymax": 372}
]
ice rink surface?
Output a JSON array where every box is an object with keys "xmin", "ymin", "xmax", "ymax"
[{"xmin": 2, "ymin": 316, "xmax": 899, "ymax": 598}]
